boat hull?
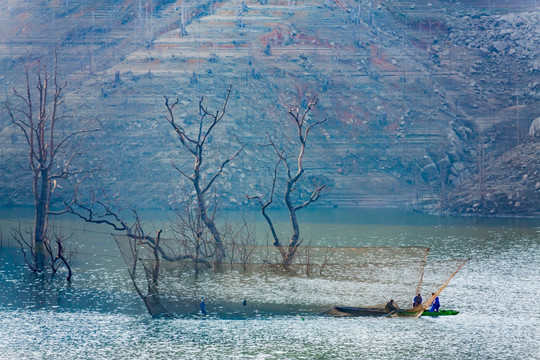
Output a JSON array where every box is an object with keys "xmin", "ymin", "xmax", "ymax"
[
  {"xmin": 325, "ymin": 306, "xmax": 459, "ymax": 317},
  {"xmin": 331, "ymin": 306, "xmax": 388, "ymax": 317}
]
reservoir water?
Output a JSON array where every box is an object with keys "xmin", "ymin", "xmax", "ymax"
[{"xmin": 0, "ymin": 208, "xmax": 538, "ymax": 359}]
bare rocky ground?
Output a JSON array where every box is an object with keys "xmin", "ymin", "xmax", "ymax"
[
  {"xmin": 0, "ymin": 0, "xmax": 538, "ymax": 216},
  {"xmin": 442, "ymin": 137, "xmax": 540, "ymax": 216}
]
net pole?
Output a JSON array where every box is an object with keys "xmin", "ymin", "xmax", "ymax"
[
  {"xmin": 415, "ymin": 247, "xmax": 430, "ymax": 295},
  {"xmin": 412, "ymin": 259, "xmax": 468, "ymax": 318}
]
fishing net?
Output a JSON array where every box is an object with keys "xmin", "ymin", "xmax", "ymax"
[{"xmin": 114, "ymin": 235, "xmax": 466, "ymax": 317}]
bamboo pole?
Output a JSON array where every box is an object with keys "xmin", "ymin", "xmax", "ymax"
[{"xmin": 412, "ymin": 259, "xmax": 468, "ymax": 319}]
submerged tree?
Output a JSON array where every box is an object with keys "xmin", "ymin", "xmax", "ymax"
[
  {"xmin": 163, "ymin": 84, "xmax": 243, "ymax": 266},
  {"xmin": 63, "ymin": 193, "xmax": 172, "ymax": 316},
  {"xmin": 248, "ymin": 94, "xmax": 327, "ymax": 266},
  {"xmin": 4, "ymin": 53, "xmax": 100, "ymax": 275},
  {"xmin": 11, "ymin": 222, "xmax": 76, "ymax": 281},
  {"xmin": 59, "ymin": 86, "xmax": 246, "ymax": 316}
]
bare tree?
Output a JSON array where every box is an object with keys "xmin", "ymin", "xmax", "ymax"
[
  {"xmin": 4, "ymin": 53, "xmax": 100, "ymax": 271},
  {"xmin": 169, "ymin": 200, "xmax": 217, "ymax": 274},
  {"xmin": 169, "ymin": 203, "xmax": 256, "ymax": 273},
  {"xmin": 249, "ymin": 94, "xmax": 327, "ymax": 266},
  {"xmin": 126, "ymin": 217, "xmax": 171, "ymax": 317},
  {"xmin": 163, "ymin": 84, "xmax": 243, "ymax": 266},
  {"xmin": 221, "ymin": 217, "xmax": 256, "ymax": 271},
  {"xmin": 62, "ymin": 192, "xmax": 173, "ymax": 317},
  {"xmin": 11, "ymin": 221, "xmax": 75, "ymax": 281}
]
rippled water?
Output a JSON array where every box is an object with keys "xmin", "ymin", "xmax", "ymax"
[{"xmin": 0, "ymin": 208, "xmax": 539, "ymax": 359}]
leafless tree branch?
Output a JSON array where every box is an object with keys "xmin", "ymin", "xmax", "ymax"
[
  {"xmin": 161, "ymin": 84, "xmax": 240, "ymax": 265},
  {"xmin": 202, "ymin": 144, "xmax": 245, "ymax": 195},
  {"xmin": 249, "ymin": 92, "xmax": 327, "ymax": 265}
]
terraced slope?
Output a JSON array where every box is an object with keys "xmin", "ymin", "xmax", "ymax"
[{"xmin": 1, "ymin": 0, "xmax": 539, "ymax": 215}]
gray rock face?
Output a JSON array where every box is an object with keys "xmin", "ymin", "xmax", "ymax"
[
  {"xmin": 491, "ymin": 40, "xmax": 508, "ymax": 53},
  {"xmin": 421, "ymin": 163, "xmax": 439, "ymax": 182},
  {"xmin": 443, "ymin": 140, "xmax": 540, "ymax": 217},
  {"xmin": 529, "ymin": 117, "xmax": 540, "ymax": 137}
]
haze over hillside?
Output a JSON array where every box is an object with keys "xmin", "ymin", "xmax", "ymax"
[{"xmin": 0, "ymin": 0, "xmax": 539, "ymax": 216}]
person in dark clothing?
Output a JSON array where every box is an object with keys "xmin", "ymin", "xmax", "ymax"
[
  {"xmin": 430, "ymin": 293, "xmax": 440, "ymax": 312},
  {"xmin": 385, "ymin": 299, "xmax": 399, "ymax": 313},
  {"xmin": 413, "ymin": 293, "xmax": 422, "ymax": 308},
  {"xmin": 200, "ymin": 296, "xmax": 207, "ymax": 316}
]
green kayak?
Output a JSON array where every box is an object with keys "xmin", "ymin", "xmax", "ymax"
[{"xmin": 420, "ymin": 309, "xmax": 459, "ymax": 316}]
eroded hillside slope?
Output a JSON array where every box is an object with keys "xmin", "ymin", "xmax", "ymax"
[{"xmin": 0, "ymin": 0, "xmax": 538, "ymax": 216}]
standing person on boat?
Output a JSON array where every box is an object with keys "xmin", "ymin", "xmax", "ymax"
[
  {"xmin": 413, "ymin": 293, "xmax": 422, "ymax": 307},
  {"xmin": 430, "ymin": 293, "xmax": 440, "ymax": 312}
]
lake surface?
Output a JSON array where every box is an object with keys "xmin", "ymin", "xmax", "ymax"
[{"xmin": 0, "ymin": 208, "xmax": 539, "ymax": 359}]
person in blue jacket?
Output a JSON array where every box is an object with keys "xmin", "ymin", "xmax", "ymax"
[
  {"xmin": 413, "ymin": 293, "xmax": 422, "ymax": 308},
  {"xmin": 430, "ymin": 293, "xmax": 440, "ymax": 312}
]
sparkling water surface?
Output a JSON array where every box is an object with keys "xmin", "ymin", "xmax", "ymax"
[{"xmin": 0, "ymin": 208, "xmax": 538, "ymax": 359}]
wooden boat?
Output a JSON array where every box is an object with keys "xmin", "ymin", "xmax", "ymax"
[
  {"xmin": 325, "ymin": 306, "xmax": 390, "ymax": 317},
  {"xmin": 325, "ymin": 306, "xmax": 459, "ymax": 317}
]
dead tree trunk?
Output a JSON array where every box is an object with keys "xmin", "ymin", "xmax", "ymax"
[
  {"xmin": 164, "ymin": 84, "xmax": 243, "ymax": 266},
  {"xmin": 4, "ymin": 53, "xmax": 100, "ymax": 273},
  {"xmin": 249, "ymin": 94, "xmax": 327, "ymax": 266}
]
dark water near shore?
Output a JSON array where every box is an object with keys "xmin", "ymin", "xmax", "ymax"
[{"xmin": 0, "ymin": 208, "xmax": 539, "ymax": 359}]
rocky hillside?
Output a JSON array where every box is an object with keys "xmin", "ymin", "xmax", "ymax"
[
  {"xmin": 442, "ymin": 136, "xmax": 540, "ymax": 216},
  {"xmin": 0, "ymin": 0, "xmax": 539, "ymax": 216}
]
